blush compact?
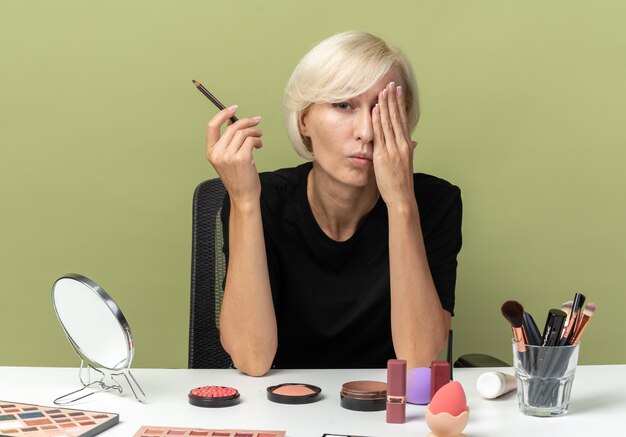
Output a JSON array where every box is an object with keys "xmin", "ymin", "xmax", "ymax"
[
  {"xmin": 340, "ymin": 380, "xmax": 387, "ymax": 411},
  {"xmin": 266, "ymin": 383, "xmax": 322, "ymax": 404},
  {"xmin": 188, "ymin": 385, "xmax": 240, "ymax": 408}
]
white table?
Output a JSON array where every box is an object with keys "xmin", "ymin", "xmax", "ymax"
[{"xmin": 0, "ymin": 365, "xmax": 624, "ymax": 436}]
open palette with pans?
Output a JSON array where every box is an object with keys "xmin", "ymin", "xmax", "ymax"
[
  {"xmin": 0, "ymin": 401, "xmax": 118, "ymax": 436},
  {"xmin": 134, "ymin": 427, "xmax": 286, "ymax": 437}
]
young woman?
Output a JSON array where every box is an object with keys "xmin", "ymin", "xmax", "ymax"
[{"xmin": 205, "ymin": 31, "xmax": 462, "ymax": 376}]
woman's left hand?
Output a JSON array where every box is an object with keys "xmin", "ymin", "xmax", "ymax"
[{"xmin": 372, "ymin": 81, "xmax": 417, "ymax": 207}]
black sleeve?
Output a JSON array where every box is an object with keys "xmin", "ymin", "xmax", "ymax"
[{"xmin": 424, "ymin": 186, "xmax": 463, "ymax": 316}]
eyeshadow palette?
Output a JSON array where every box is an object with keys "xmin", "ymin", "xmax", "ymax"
[
  {"xmin": 134, "ymin": 426, "xmax": 286, "ymax": 437},
  {"xmin": 0, "ymin": 401, "xmax": 118, "ymax": 437}
]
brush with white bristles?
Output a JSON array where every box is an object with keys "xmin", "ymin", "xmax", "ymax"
[{"xmin": 569, "ymin": 303, "xmax": 596, "ymax": 345}]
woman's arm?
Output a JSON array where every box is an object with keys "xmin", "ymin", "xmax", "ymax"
[
  {"xmin": 372, "ymin": 82, "xmax": 452, "ymax": 368},
  {"xmin": 387, "ymin": 202, "xmax": 452, "ymax": 368},
  {"xmin": 206, "ymin": 107, "xmax": 277, "ymax": 376}
]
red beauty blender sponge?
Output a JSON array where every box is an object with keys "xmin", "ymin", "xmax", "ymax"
[{"xmin": 428, "ymin": 381, "xmax": 467, "ymax": 416}]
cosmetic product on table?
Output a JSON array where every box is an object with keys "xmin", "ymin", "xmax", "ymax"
[
  {"xmin": 522, "ymin": 311, "xmax": 542, "ymax": 346},
  {"xmin": 569, "ymin": 303, "xmax": 596, "ymax": 344},
  {"xmin": 502, "ymin": 293, "xmax": 597, "ymax": 417},
  {"xmin": 501, "ymin": 300, "xmax": 528, "ymax": 351},
  {"xmin": 339, "ymin": 381, "xmax": 386, "ymax": 411},
  {"xmin": 134, "ymin": 426, "xmax": 285, "ymax": 437},
  {"xmin": 476, "ymin": 371, "xmax": 517, "ymax": 399},
  {"xmin": 406, "ymin": 367, "xmax": 431, "ymax": 405},
  {"xmin": 188, "ymin": 385, "xmax": 240, "ymax": 408},
  {"xmin": 560, "ymin": 292, "xmax": 586, "ymax": 345},
  {"xmin": 425, "ymin": 381, "xmax": 469, "ymax": 437},
  {"xmin": 446, "ymin": 329, "xmax": 454, "ymax": 381},
  {"xmin": 266, "ymin": 383, "xmax": 321, "ymax": 404},
  {"xmin": 0, "ymin": 401, "xmax": 118, "ymax": 437},
  {"xmin": 385, "ymin": 359, "xmax": 406, "ymax": 424},
  {"xmin": 541, "ymin": 309, "xmax": 567, "ymax": 346},
  {"xmin": 513, "ymin": 341, "xmax": 580, "ymax": 416},
  {"xmin": 430, "ymin": 361, "xmax": 451, "ymax": 399},
  {"xmin": 560, "ymin": 300, "xmax": 573, "ymax": 321}
]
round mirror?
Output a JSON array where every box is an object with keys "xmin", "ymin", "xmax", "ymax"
[{"xmin": 52, "ymin": 274, "xmax": 133, "ymax": 371}]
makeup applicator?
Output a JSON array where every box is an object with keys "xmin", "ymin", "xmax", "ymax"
[
  {"xmin": 501, "ymin": 301, "xmax": 528, "ymax": 351},
  {"xmin": 561, "ymin": 300, "xmax": 573, "ymax": 323},
  {"xmin": 425, "ymin": 381, "xmax": 469, "ymax": 437},
  {"xmin": 569, "ymin": 303, "xmax": 596, "ymax": 344},
  {"xmin": 522, "ymin": 310, "xmax": 542, "ymax": 346},
  {"xmin": 563, "ymin": 292, "xmax": 586, "ymax": 344}
]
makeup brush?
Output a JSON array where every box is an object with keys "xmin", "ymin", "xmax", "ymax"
[
  {"xmin": 561, "ymin": 293, "xmax": 586, "ymax": 345},
  {"xmin": 561, "ymin": 300, "xmax": 573, "ymax": 322},
  {"xmin": 569, "ymin": 303, "xmax": 596, "ymax": 345},
  {"xmin": 192, "ymin": 80, "xmax": 239, "ymax": 123},
  {"xmin": 556, "ymin": 301, "xmax": 573, "ymax": 346},
  {"xmin": 501, "ymin": 301, "xmax": 528, "ymax": 351},
  {"xmin": 522, "ymin": 311, "xmax": 542, "ymax": 346}
]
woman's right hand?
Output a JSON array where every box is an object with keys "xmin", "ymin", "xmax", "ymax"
[{"xmin": 206, "ymin": 105, "xmax": 264, "ymax": 205}]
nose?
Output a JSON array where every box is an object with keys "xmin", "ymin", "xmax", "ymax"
[{"xmin": 354, "ymin": 109, "xmax": 374, "ymax": 145}]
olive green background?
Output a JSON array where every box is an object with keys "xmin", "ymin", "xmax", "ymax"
[{"xmin": 1, "ymin": 0, "xmax": 624, "ymax": 368}]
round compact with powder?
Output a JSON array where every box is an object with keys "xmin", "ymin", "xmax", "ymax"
[
  {"xmin": 340, "ymin": 380, "xmax": 387, "ymax": 411},
  {"xmin": 266, "ymin": 383, "xmax": 321, "ymax": 405},
  {"xmin": 188, "ymin": 385, "xmax": 240, "ymax": 408}
]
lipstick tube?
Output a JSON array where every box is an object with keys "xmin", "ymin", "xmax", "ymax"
[
  {"xmin": 430, "ymin": 360, "xmax": 451, "ymax": 399},
  {"xmin": 386, "ymin": 359, "xmax": 406, "ymax": 424}
]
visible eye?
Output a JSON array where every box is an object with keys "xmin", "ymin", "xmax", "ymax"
[{"xmin": 332, "ymin": 102, "xmax": 353, "ymax": 111}]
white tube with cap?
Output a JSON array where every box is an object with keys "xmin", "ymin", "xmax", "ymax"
[{"xmin": 476, "ymin": 371, "xmax": 517, "ymax": 399}]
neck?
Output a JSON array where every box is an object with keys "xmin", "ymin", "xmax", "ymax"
[{"xmin": 307, "ymin": 165, "xmax": 379, "ymax": 241}]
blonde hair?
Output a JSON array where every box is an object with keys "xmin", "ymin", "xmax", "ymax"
[{"xmin": 283, "ymin": 31, "xmax": 420, "ymax": 160}]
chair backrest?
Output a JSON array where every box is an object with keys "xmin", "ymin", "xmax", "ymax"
[{"xmin": 188, "ymin": 178, "xmax": 233, "ymax": 368}]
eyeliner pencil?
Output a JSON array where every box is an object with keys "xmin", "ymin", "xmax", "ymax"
[
  {"xmin": 447, "ymin": 329, "xmax": 453, "ymax": 381},
  {"xmin": 192, "ymin": 80, "xmax": 238, "ymax": 123}
]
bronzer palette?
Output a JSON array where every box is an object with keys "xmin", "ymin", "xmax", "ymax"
[
  {"xmin": 133, "ymin": 426, "xmax": 286, "ymax": 437},
  {"xmin": 0, "ymin": 401, "xmax": 118, "ymax": 436}
]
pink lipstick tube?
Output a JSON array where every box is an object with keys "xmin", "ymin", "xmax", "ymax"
[{"xmin": 386, "ymin": 359, "xmax": 407, "ymax": 424}]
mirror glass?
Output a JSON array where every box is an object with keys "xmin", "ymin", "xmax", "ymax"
[{"xmin": 52, "ymin": 274, "xmax": 133, "ymax": 370}]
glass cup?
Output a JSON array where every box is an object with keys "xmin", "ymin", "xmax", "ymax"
[{"xmin": 512, "ymin": 340, "xmax": 580, "ymax": 417}]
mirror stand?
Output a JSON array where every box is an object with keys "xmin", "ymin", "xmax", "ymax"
[
  {"xmin": 54, "ymin": 356, "xmax": 147, "ymax": 405},
  {"xmin": 52, "ymin": 273, "xmax": 148, "ymax": 405}
]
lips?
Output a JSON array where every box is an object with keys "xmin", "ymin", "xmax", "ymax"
[
  {"xmin": 350, "ymin": 154, "xmax": 372, "ymax": 161},
  {"xmin": 349, "ymin": 155, "xmax": 372, "ymax": 167}
]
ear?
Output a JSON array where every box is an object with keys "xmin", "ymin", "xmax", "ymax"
[{"xmin": 298, "ymin": 107, "xmax": 311, "ymax": 136}]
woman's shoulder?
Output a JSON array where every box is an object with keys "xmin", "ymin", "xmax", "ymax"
[
  {"xmin": 414, "ymin": 172, "xmax": 458, "ymax": 188},
  {"xmin": 257, "ymin": 163, "xmax": 311, "ymax": 214},
  {"xmin": 414, "ymin": 172, "xmax": 460, "ymax": 193},
  {"xmin": 259, "ymin": 162, "xmax": 311, "ymax": 189},
  {"xmin": 413, "ymin": 173, "xmax": 461, "ymax": 211}
]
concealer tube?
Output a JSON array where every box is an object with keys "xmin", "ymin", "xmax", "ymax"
[{"xmin": 476, "ymin": 371, "xmax": 517, "ymax": 399}]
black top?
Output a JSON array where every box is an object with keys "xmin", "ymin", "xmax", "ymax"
[{"xmin": 221, "ymin": 162, "xmax": 462, "ymax": 368}]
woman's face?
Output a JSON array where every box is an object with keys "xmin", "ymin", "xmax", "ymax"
[{"xmin": 300, "ymin": 68, "xmax": 403, "ymax": 189}]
